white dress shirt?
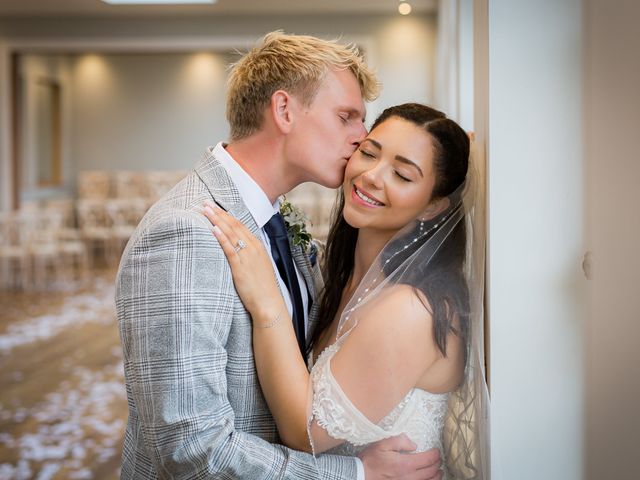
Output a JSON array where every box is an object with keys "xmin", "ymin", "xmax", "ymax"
[{"xmin": 214, "ymin": 142, "xmax": 365, "ymax": 480}]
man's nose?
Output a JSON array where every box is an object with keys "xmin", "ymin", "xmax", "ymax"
[{"xmin": 351, "ymin": 122, "xmax": 367, "ymax": 145}]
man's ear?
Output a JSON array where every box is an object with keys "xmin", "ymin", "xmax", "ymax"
[
  {"xmin": 270, "ymin": 90, "xmax": 294, "ymax": 134},
  {"xmin": 420, "ymin": 197, "xmax": 450, "ymax": 221}
]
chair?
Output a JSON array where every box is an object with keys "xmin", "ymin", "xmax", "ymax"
[
  {"xmin": 45, "ymin": 198, "xmax": 81, "ymax": 241},
  {"xmin": 76, "ymin": 199, "xmax": 112, "ymax": 267},
  {"xmin": 0, "ymin": 213, "xmax": 30, "ymax": 290},
  {"xmin": 146, "ymin": 171, "xmax": 184, "ymax": 202},
  {"xmin": 78, "ymin": 171, "xmax": 111, "ymax": 199},
  {"xmin": 105, "ymin": 198, "xmax": 148, "ymax": 260},
  {"xmin": 113, "ymin": 171, "xmax": 149, "ymax": 199},
  {"xmin": 23, "ymin": 210, "xmax": 64, "ymax": 290},
  {"xmin": 38, "ymin": 199, "xmax": 88, "ymax": 287},
  {"xmin": 286, "ymin": 183, "xmax": 336, "ymax": 241}
]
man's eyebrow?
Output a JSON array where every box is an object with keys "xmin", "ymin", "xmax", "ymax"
[
  {"xmin": 395, "ymin": 155, "xmax": 424, "ymax": 177},
  {"xmin": 342, "ymin": 107, "xmax": 367, "ymax": 122}
]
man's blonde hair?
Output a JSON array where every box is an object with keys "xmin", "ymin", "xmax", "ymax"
[{"xmin": 226, "ymin": 31, "xmax": 380, "ymax": 141}]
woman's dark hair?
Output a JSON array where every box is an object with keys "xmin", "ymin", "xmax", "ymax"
[{"xmin": 308, "ymin": 103, "xmax": 471, "ymax": 362}]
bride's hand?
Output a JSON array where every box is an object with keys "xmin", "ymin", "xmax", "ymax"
[{"xmin": 203, "ymin": 202, "xmax": 283, "ymax": 318}]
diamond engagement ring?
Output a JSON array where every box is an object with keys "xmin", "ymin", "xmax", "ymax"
[{"xmin": 234, "ymin": 239, "xmax": 247, "ymax": 253}]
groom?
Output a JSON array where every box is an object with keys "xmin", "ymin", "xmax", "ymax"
[{"xmin": 116, "ymin": 32, "xmax": 442, "ymax": 479}]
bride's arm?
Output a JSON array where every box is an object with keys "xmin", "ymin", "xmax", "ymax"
[
  {"xmin": 203, "ymin": 204, "xmax": 314, "ymax": 451},
  {"xmin": 203, "ymin": 204, "xmax": 455, "ymax": 453},
  {"xmin": 251, "ymin": 299, "xmax": 314, "ymax": 451}
]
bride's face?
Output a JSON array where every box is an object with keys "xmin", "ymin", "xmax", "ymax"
[{"xmin": 342, "ymin": 116, "xmax": 439, "ymax": 233}]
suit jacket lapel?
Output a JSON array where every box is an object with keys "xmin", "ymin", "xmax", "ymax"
[
  {"xmin": 291, "ymin": 244, "xmax": 318, "ymax": 301},
  {"xmin": 197, "ymin": 147, "xmax": 322, "ymax": 337},
  {"xmin": 291, "ymin": 241, "xmax": 327, "ymax": 345},
  {"xmin": 194, "ymin": 147, "xmax": 261, "ymax": 238}
]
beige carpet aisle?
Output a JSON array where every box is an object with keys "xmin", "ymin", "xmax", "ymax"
[{"xmin": 0, "ymin": 270, "xmax": 126, "ymax": 480}]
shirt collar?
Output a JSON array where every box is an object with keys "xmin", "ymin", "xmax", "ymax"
[{"xmin": 212, "ymin": 142, "xmax": 279, "ymax": 229}]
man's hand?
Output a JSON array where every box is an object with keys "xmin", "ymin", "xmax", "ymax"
[{"xmin": 358, "ymin": 435, "xmax": 443, "ymax": 480}]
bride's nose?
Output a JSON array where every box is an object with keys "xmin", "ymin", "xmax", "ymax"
[{"xmin": 361, "ymin": 165, "xmax": 384, "ymax": 190}]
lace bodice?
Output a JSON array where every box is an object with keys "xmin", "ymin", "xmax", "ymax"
[{"xmin": 310, "ymin": 340, "xmax": 449, "ymax": 464}]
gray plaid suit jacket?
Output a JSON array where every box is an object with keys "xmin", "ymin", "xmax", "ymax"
[{"xmin": 116, "ymin": 147, "xmax": 356, "ymax": 479}]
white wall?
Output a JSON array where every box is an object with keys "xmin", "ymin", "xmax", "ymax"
[
  {"xmin": 69, "ymin": 52, "xmax": 231, "ymax": 172},
  {"xmin": 457, "ymin": 0, "xmax": 474, "ymax": 131},
  {"xmin": 374, "ymin": 15, "xmax": 437, "ymax": 110},
  {"xmin": 487, "ymin": 1, "xmax": 585, "ymax": 479},
  {"xmin": 434, "ymin": 0, "xmax": 474, "ymax": 131}
]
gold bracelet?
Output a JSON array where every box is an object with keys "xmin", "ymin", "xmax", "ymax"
[{"xmin": 254, "ymin": 307, "xmax": 284, "ymax": 329}]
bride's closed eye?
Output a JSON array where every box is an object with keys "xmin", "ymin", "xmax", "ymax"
[
  {"xmin": 394, "ymin": 171, "xmax": 412, "ymax": 182},
  {"xmin": 358, "ymin": 148, "xmax": 375, "ymax": 158}
]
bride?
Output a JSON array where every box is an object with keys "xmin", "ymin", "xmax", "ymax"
[{"xmin": 204, "ymin": 103, "xmax": 487, "ymax": 479}]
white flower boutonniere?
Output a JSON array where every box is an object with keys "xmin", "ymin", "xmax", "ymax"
[{"xmin": 280, "ymin": 197, "xmax": 313, "ymax": 253}]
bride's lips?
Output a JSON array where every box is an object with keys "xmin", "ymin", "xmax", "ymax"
[{"xmin": 351, "ymin": 185, "xmax": 385, "ymax": 208}]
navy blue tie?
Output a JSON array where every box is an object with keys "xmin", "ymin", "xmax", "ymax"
[{"xmin": 264, "ymin": 213, "xmax": 306, "ymax": 355}]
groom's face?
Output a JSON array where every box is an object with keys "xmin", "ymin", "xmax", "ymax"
[{"xmin": 286, "ymin": 69, "xmax": 367, "ymax": 188}]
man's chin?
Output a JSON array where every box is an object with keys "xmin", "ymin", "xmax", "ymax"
[
  {"xmin": 324, "ymin": 180, "xmax": 344, "ymax": 189},
  {"xmin": 318, "ymin": 172, "xmax": 345, "ymax": 189}
]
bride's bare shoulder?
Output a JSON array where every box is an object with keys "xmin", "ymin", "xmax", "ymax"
[
  {"xmin": 347, "ymin": 284, "xmax": 438, "ymax": 355},
  {"xmin": 366, "ymin": 283, "xmax": 434, "ymax": 325}
]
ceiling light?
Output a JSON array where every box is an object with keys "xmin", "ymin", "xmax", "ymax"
[
  {"xmin": 102, "ymin": 1, "xmax": 216, "ymax": 5},
  {"xmin": 398, "ymin": 2, "xmax": 412, "ymax": 15}
]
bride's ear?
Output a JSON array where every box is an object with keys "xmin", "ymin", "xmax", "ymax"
[{"xmin": 420, "ymin": 197, "xmax": 450, "ymax": 221}]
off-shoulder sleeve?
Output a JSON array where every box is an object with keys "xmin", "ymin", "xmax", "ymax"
[{"xmin": 310, "ymin": 344, "xmax": 396, "ymax": 447}]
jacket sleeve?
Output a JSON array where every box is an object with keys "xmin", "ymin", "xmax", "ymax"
[{"xmin": 116, "ymin": 210, "xmax": 357, "ymax": 479}]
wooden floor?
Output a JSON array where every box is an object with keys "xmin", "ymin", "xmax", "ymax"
[{"xmin": 0, "ymin": 269, "xmax": 126, "ymax": 480}]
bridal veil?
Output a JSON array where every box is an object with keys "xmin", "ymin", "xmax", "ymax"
[{"xmin": 307, "ymin": 154, "xmax": 490, "ymax": 479}]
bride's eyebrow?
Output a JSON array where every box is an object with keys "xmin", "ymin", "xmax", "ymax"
[
  {"xmin": 394, "ymin": 155, "xmax": 424, "ymax": 177},
  {"xmin": 361, "ymin": 139, "xmax": 424, "ymax": 177},
  {"xmin": 361, "ymin": 138, "xmax": 381, "ymax": 149}
]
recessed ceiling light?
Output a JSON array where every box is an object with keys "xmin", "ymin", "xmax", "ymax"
[
  {"xmin": 398, "ymin": 2, "xmax": 412, "ymax": 15},
  {"xmin": 102, "ymin": 0, "xmax": 216, "ymax": 5}
]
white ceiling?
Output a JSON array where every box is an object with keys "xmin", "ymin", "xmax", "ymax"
[{"xmin": 0, "ymin": 0, "xmax": 438, "ymax": 17}]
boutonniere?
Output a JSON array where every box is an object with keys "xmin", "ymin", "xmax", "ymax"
[{"xmin": 280, "ymin": 197, "xmax": 313, "ymax": 253}]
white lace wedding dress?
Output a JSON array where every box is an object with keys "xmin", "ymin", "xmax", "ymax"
[{"xmin": 310, "ymin": 337, "xmax": 449, "ymax": 477}]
